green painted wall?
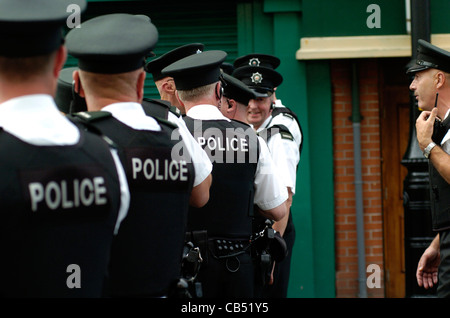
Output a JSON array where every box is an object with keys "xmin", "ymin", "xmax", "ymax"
[
  {"xmin": 302, "ymin": 0, "xmax": 406, "ymax": 37},
  {"xmin": 237, "ymin": 0, "xmax": 335, "ymax": 297},
  {"xmin": 299, "ymin": 0, "xmax": 450, "ymax": 37}
]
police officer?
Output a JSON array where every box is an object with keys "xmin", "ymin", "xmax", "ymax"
[
  {"xmin": 233, "ymin": 56, "xmax": 301, "ymax": 298},
  {"xmin": 65, "ymin": 13, "xmax": 212, "ymax": 297},
  {"xmin": 162, "ymin": 50, "xmax": 288, "ymax": 298},
  {"xmin": 143, "ymin": 43, "xmax": 213, "ymax": 194},
  {"xmin": 54, "ymin": 67, "xmax": 87, "ymax": 114},
  {"xmin": 219, "ymin": 73, "xmax": 290, "ymax": 289},
  {"xmin": 145, "ymin": 43, "xmax": 205, "ymax": 115},
  {"xmin": 219, "ymin": 72, "xmax": 256, "ymax": 120},
  {"xmin": 411, "ymin": 39, "xmax": 450, "ymax": 297},
  {"xmin": 0, "ymin": 0, "xmax": 130, "ymax": 297}
]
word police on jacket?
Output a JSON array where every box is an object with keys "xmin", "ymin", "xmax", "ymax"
[{"xmin": 28, "ymin": 177, "xmax": 108, "ymax": 212}]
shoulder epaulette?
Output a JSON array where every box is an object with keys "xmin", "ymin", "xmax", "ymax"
[
  {"xmin": 142, "ymin": 98, "xmax": 182, "ymax": 119},
  {"xmin": 153, "ymin": 115, "xmax": 178, "ymax": 130},
  {"xmin": 68, "ymin": 111, "xmax": 118, "ymax": 149},
  {"xmin": 272, "ymin": 106, "xmax": 304, "ymax": 154},
  {"xmin": 72, "ymin": 111, "xmax": 112, "ymax": 123},
  {"xmin": 168, "ymin": 105, "xmax": 182, "ymax": 117},
  {"xmin": 259, "ymin": 124, "xmax": 294, "ymax": 142}
]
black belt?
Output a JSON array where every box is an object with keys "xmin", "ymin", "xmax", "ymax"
[{"xmin": 208, "ymin": 237, "xmax": 251, "ymax": 259}]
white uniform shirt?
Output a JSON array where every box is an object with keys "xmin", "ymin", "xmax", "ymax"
[
  {"xmin": 441, "ymin": 109, "xmax": 450, "ymax": 154},
  {"xmin": 187, "ymin": 104, "xmax": 288, "ymax": 211},
  {"xmin": 0, "ymin": 94, "xmax": 130, "ymax": 234},
  {"xmin": 257, "ymin": 102, "xmax": 301, "ymax": 195},
  {"xmin": 103, "ymin": 102, "xmax": 212, "ymax": 187},
  {"xmin": 272, "ymin": 99, "xmax": 303, "ymax": 149}
]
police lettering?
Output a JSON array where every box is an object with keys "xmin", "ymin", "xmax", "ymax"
[
  {"xmin": 28, "ymin": 177, "xmax": 108, "ymax": 212},
  {"xmin": 131, "ymin": 158, "xmax": 188, "ymax": 181},
  {"xmin": 197, "ymin": 136, "xmax": 248, "ymax": 152}
]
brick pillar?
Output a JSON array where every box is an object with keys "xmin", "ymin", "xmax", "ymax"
[{"xmin": 332, "ymin": 59, "xmax": 385, "ymax": 298}]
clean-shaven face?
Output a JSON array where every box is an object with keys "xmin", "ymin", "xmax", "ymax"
[
  {"xmin": 409, "ymin": 69, "xmax": 438, "ymax": 111},
  {"xmin": 247, "ymin": 96, "xmax": 273, "ymax": 129}
]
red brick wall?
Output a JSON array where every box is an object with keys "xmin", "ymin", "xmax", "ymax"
[{"xmin": 332, "ymin": 59, "xmax": 384, "ymax": 298}]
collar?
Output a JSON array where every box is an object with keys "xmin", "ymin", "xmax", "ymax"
[
  {"xmin": 102, "ymin": 102, "xmax": 161, "ymax": 131},
  {"xmin": 186, "ymin": 104, "xmax": 231, "ymax": 122},
  {"xmin": 256, "ymin": 115, "xmax": 273, "ymax": 133},
  {"xmin": 274, "ymin": 99, "xmax": 284, "ymax": 107},
  {"xmin": 0, "ymin": 94, "xmax": 80, "ymax": 146},
  {"xmin": 444, "ymin": 108, "xmax": 450, "ymax": 120}
]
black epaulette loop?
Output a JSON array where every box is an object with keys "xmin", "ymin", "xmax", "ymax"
[{"xmin": 72, "ymin": 111, "xmax": 112, "ymax": 123}]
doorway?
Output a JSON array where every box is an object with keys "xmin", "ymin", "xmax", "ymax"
[
  {"xmin": 380, "ymin": 58, "xmax": 436, "ymax": 298},
  {"xmin": 380, "ymin": 58, "xmax": 411, "ymax": 298}
]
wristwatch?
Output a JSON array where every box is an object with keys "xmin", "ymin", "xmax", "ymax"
[{"xmin": 423, "ymin": 141, "xmax": 437, "ymax": 159}]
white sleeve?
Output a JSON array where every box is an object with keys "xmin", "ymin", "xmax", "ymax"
[
  {"xmin": 267, "ymin": 133, "xmax": 299, "ymax": 195},
  {"xmin": 110, "ymin": 148, "xmax": 130, "ymax": 235},
  {"xmin": 253, "ymin": 136, "xmax": 288, "ymax": 210}
]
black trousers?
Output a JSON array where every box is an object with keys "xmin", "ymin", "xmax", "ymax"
[
  {"xmin": 438, "ymin": 230, "xmax": 450, "ymax": 297},
  {"xmin": 262, "ymin": 212, "xmax": 296, "ymax": 298},
  {"xmin": 197, "ymin": 251, "xmax": 255, "ymax": 298}
]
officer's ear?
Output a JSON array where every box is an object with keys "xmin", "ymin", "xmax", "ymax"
[
  {"xmin": 227, "ymin": 98, "xmax": 237, "ymax": 113},
  {"xmin": 72, "ymin": 70, "xmax": 83, "ymax": 98},
  {"xmin": 175, "ymin": 90, "xmax": 185, "ymax": 108},
  {"xmin": 436, "ymin": 71, "xmax": 446, "ymax": 89},
  {"xmin": 136, "ymin": 70, "xmax": 146, "ymax": 103},
  {"xmin": 53, "ymin": 46, "xmax": 67, "ymax": 79},
  {"xmin": 162, "ymin": 77, "xmax": 176, "ymax": 94}
]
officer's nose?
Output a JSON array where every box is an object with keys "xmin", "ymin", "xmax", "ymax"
[
  {"xmin": 409, "ymin": 79, "xmax": 417, "ymax": 91},
  {"xmin": 248, "ymin": 100, "xmax": 257, "ymax": 109}
]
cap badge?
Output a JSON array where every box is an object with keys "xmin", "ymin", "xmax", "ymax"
[
  {"xmin": 251, "ymin": 72, "xmax": 263, "ymax": 84},
  {"xmin": 249, "ymin": 58, "xmax": 260, "ymax": 66}
]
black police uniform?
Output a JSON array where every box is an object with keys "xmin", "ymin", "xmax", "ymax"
[
  {"xmin": 0, "ymin": 126, "xmax": 124, "ymax": 297},
  {"xmin": 408, "ymin": 39, "xmax": 450, "ymax": 297},
  {"xmin": 66, "ymin": 13, "xmax": 197, "ymax": 297},
  {"xmin": 162, "ymin": 50, "xmax": 262, "ymax": 297},
  {"xmin": 0, "ymin": 0, "xmax": 130, "ymax": 298},
  {"xmin": 71, "ymin": 111, "xmax": 195, "ymax": 297},
  {"xmin": 233, "ymin": 57, "xmax": 299, "ymax": 298}
]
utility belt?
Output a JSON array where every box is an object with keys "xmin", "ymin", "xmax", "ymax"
[
  {"xmin": 181, "ymin": 224, "xmax": 288, "ymax": 295},
  {"xmin": 208, "ymin": 237, "xmax": 251, "ymax": 259},
  {"xmin": 183, "ymin": 231, "xmax": 251, "ymax": 266}
]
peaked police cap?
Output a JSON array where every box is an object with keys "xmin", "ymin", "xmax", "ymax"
[
  {"xmin": 407, "ymin": 39, "xmax": 450, "ymax": 74},
  {"xmin": 145, "ymin": 43, "xmax": 204, "ymax": 81},
  {"xmin": 232, "ymin": 65, "xmax": 283, "ymax": 97},
  {"xmin": 66, "ymin": 13, "xmax": 158, "ymax": 74},
  {"xmin": 222, "ymin": 73, "xmax": 256, "ymax": 106},
  {"xmin": 233, "ymin": 53, "xmax": 280, "ymax": 69},
  {"xmin": 161, "ymin": 50, "xmax": 227, "ymax": 90},
  {"xmin": 0, "ymin": 0, "xmax": 87, "ymax": 57}
]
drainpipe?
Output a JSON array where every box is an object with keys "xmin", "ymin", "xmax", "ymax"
[
  {"xmin": 405, "ymin": 0, "xmax": 411, "ymax": 35},
  {"xmin": 350, "ymin": 62, "xmax": 367, "ymax": 298}
]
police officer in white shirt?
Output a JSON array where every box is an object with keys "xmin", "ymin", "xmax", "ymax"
[
  {"xmin": 233, "ymin": 55, "xmax": 301, "ymax": 298},
  {"xmin": 0, "ymin": 0, "xmax": 130, "ymax": 298}
]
